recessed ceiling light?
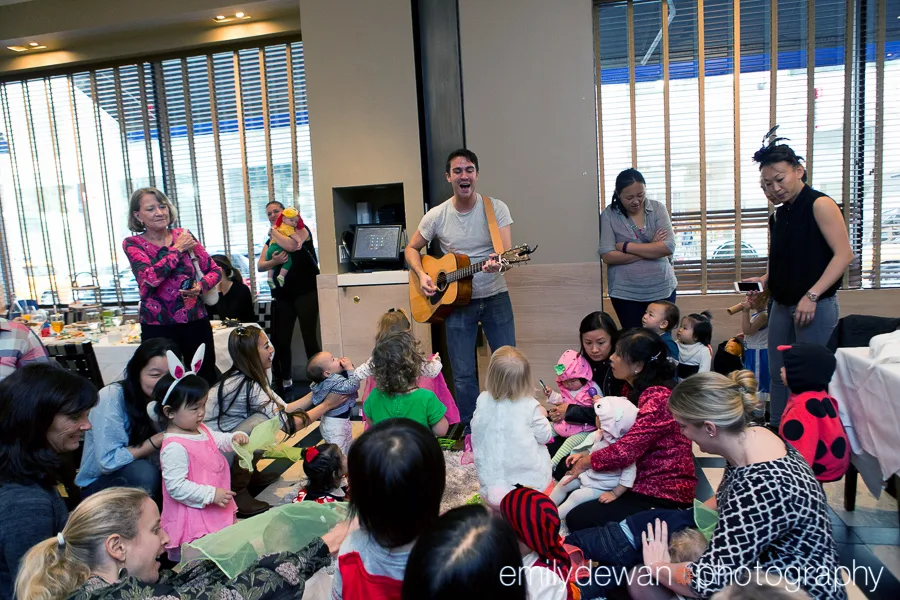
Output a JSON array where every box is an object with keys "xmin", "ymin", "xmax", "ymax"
[
  {"xmin": 215, "ymin": 15, "xmax": 225, "ymax": 20},
  {"xmin": 235, "ymin": 11, "xmax": 244, "ymax": 17},
  {"xmin": 8, "ymin": 46, "xmax": 28, "ymax": 52},
  {"xmin": 28, "ymin": 42, "xmax": 39, "ymax": 47}
]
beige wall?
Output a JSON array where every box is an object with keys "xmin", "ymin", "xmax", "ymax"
[
  {"xmin": 298, "ymin": 0, "xmax": 424, "ymax": 274},
  {"xmin": 458, "ymin": 0, "xmax": 600, "ymax": 265}
]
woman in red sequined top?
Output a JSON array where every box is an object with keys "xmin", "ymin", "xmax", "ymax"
[{"xmin": 564, "ymin": 329, "xmax": 696, "ymax": 532}]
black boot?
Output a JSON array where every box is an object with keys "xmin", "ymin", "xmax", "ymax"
[
  {"xmin": 248, "ymin": 450, "xmax": 281, "ymax": 495},
  {"xmin": 231, "ymin": 461, "xmax": 271, "ymax": 517}
]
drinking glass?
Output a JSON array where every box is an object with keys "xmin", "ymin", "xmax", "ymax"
[{"xmin": 50, "ymin": 314, "xmax": 65, "ymax": 335}]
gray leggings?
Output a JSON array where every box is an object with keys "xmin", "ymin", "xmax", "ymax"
[{"xmin": 767, "ymin": 296, "xmax": 839, "ymax": 426}]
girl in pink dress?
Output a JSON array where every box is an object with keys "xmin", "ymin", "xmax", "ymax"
[{"xmin": 151, "ymin": 345, "xmax": 250, "ymax": 560}]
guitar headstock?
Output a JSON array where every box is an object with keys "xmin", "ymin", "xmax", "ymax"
[{"xmin": 500, "ymin": 244, "xmax": 538, "ymax": 265}]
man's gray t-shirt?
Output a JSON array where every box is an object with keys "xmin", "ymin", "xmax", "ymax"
[{"xmin": 418, "ymin": 194, "xmax": 513, "ymax": 299}]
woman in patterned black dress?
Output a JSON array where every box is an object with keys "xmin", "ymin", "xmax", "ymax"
[
  {"xmin": 630, "ymin": 371, "xmax": 846, "ymax": 600},
  {"xmin": 15, "ymin": 487, "xmax": 351, "ymax": 600}
]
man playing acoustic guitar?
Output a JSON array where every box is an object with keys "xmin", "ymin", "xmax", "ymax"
[{"xmin": 405, "ymin": 148, "xmax": 516, "ymax": 432}]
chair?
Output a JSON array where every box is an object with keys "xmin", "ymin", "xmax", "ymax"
[
  {"xmin": 256, "ymin": 301, "xmax": 273, "ymax": 335},
  {"xmin": 47, "ymin": 341, "xmax": 105, "ymax": 389},
  {"xmin": 827, "ymin": 314, "xmax": 900, "ymax": 352}
]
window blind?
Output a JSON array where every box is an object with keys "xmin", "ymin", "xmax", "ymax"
[
  {"xmin": 0, "ymin": 40, "xmax": 314, "ymax": 308},
  {"xmin": 595, "ymin": 0, "xmax": 899, "ymax": 291}
]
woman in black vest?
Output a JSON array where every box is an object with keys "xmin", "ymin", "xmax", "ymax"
[{"xmin": 746, "ymin": 131, "xmax": 853, "ymax": 428}]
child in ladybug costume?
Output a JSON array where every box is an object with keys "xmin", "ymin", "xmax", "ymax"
[{"xmin": 777, "ymin": 343, "xmax": 850, "ymax": 482}]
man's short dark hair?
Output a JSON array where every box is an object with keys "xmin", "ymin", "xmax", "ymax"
[{"xmin": 445, "ymin": 149, "xmax": 479, "ymax": 174}]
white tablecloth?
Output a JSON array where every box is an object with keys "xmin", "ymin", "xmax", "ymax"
[
  {"xmin": 830, "ymin": 347, "xmax": 900, "ymax": 494},
  {"xmin": 44, "ymin": 326, "xmax": 239, "ymax": 385}
]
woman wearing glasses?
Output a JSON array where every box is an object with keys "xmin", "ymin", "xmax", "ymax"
[
  {"xmin": 205, "ymin": 325, "xmax": 346, "ymax": 516},
  {"xmin": 124, "ymin": 187, "xmax": 222, "ymax": 385}
]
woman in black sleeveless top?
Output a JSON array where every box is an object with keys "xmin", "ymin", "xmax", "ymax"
[{"xmin": 745, "ymin": 132, "xmax": 853, "ymax": 428}]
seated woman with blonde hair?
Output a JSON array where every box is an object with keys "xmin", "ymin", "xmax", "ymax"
[
  {"xmin": 15, "ymin": 486, "xmax": 351, "ymax": 600},
  {"xmin": 632, "ymin": 371, "xmax": 845, "ymax": 600}
]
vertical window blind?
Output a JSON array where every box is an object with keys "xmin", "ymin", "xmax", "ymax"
[
  {"xmin": 594, "ymin": 0, "xmax": 900, "ymax": 292},
  {"xmin": 0, "ymin": 40, "xmax": 315, "ymax": 307}
]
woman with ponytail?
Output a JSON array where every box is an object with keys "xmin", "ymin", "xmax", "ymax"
[
  {"xmin": 628, "ymin": 371, "xmax": 845, "ymax": 600},
  {"xmin": 598, "ymin": 169, "xmax": 678, "ymax": 329},
  {"xmin": 16, "ymin": 487, "xmax": 351, "ymax": 600}
]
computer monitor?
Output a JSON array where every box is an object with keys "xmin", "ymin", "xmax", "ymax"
[{"xmin": 350, "ymin": 224, "xmax": 403, "ymax": 263}]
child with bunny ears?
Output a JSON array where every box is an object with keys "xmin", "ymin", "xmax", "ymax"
[{"xmin": 150, "ymin": 345, "xmax": 251, "ymax": 561}]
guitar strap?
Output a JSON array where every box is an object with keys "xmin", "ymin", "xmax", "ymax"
[{"xmin": 482, "ymin": 195, "xmax": 504, "ymax": 254}]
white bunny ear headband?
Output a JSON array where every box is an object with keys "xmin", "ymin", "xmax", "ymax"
[{"xmin": 161, "ymin": 344, "xmax": 206, "ymax": 406}]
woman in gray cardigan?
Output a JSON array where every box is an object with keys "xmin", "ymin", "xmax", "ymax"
[{"xmin": 599, "ymin": 168, "xmax": 677, "ymax": 330}]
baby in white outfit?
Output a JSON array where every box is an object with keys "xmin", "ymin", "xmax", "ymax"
[{"xmin": 550, "ymin": 396, "xmax": 638, "ymax": 520}]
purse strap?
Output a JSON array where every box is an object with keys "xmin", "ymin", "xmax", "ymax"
[{"xmin": 482, "ymin": 195, "xmax": 504, "ymax": 254}]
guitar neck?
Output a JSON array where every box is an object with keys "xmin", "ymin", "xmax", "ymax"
[{"xmin": 447, "ymin": 258, "xmax": 491, "ymax": 283}]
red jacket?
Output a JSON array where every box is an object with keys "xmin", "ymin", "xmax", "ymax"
[
  {"xmin": 590, "ymin": 386, "xmax": 696, "ymax": 504},
  {"xmin": 780, "ymin": 390, "xmax": 850, "ymax": 482}
]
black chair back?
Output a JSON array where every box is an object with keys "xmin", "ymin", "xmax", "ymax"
[
  {"xmin": 256, "ymin": 301, "xmax": 273, "ymax": 335},
  {"xmin": 47, "ymin": 341, "xmax": 105, "ymax": 389}
]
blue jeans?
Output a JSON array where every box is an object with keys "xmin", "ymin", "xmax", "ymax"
[
  {"xmin": 609, "ymin": 289, "xmax": 677, "ymax": 331},
  {"xmin": 82, "ymin": 458, "xmax": 161, "ymax": 500},
  {"xmin": 767, "ymin": 295, "xmax": 840, "ymax": 426},
  {"xmin": 445, "ymin": 291, "xmax": 516, "ymax": 425}
]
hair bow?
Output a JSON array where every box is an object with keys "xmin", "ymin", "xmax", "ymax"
[
  {"xmin": 161, "ymin": 344, "xmax": 206, "ymax": 406},
  {"xmin": 304, "ymin": 446, "xmax": 320, "ymax": 462}
]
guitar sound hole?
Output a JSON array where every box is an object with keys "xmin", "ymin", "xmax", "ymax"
[{"xmin": 435, "ymin": 272, "xmax": 448, "ymax": 292}]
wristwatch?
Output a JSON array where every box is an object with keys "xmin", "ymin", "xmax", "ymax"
[{"xmin": 805, "ymin": 291, "xmax": 819, "ymax": 303}]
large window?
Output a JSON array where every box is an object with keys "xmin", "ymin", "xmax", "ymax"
[
  {"xmin": 0, "ymin": 40, "xmax": 314, "ymax": 306},
  {"xmin": 594, "ymin": 0, "xmax": 900, "ymax": 292}
]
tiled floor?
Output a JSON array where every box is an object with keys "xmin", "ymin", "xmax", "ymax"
[
  {"xmin": 695, "ymin": 443, "xmax": 900, "ymax": 599},
  {"xmin": 254, "ymin": 425, "xmax": 899, "ymax": 599}
]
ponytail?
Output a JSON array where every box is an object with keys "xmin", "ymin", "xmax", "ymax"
[
  {"xmin": 15, "ymin": 488, "xmax": 148, "ymax": 600},
  {"xmin": 15, "ymin": 537, "xmax": 90, "ymax": 600}
]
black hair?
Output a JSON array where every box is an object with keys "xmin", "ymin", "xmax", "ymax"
[
  {"xmin": 348, "ymin": 418, "xmax": 445, "ymax": 548},
  {"xmin": 610, "ymin": 168, "xmax": 647, "ymax": 215},
  {"xmin": 445, "ymin": 149, "xmax": 480, "ymax": 174},
  {"xmin": 265, "ymin": 200, "xmax": 286, "ymax": 210},
  {"xmin": 118, "ymin": 338, "xmax": 180, "ymax": 446},
  {"xmin": 615, "ymin": 328, "xmax": 676, "ymax": 404},
  {"xmin": 401, "ymin": 505, "xmax": 526, "ymax": 600},
  {"xmin": 151, "ymin": 373, "xmax": 210, "ymax": 426},
  {"xmin": 752, "ymin": 137, "xmax": 808, "ymax": 184},
  {"xmin": 651, "ymin": 300, "xmax": 680, "ymax": 332},
  {"xmin": 211, "ymin": 254, "xmax": 242, "ymax": 283},
  {"xmin": 303, "ymin": 443, "xmax": 344, "ymax": 496},
  {"xmin": 0, "ymin": 363, "xmax": 98, "ymax": 487},
  {"xmin": 305, "ymin": 352, "xmax": 328, "ymax": 383},
  {"xmin": 578, "ymin": 311, "xmax": 620, "ymax": 362},
  {"xmin": 685, "ymin": 311, "xmax": 713, "ymax": 346}
]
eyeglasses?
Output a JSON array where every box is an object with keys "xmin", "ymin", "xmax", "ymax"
[
  {"xmin": 234, "ymin": 324, "xmax": 262, "ymax": 335},
  {"xmin": 388, "ymin": 307, "xmax": 410, "ymax": 320}
]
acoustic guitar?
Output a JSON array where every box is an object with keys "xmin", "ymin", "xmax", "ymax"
[{"xmin": 409, "ymin": 244, "xmax": 537, "ymax": 323}]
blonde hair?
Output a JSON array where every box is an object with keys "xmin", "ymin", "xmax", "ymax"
[
  {"xmin": 668, "ymin": 528, "xmax": 709, "ymax": 563},
  {"xmin": 15, "ymin": 487, "xmax": 148, "ymax": 600},
  {"xmin": 485, "ymin": 346, "xmax": 532, "ymax": 401},
  {"xmin": 668, "ymin": 370, "xmax": 759, "ymax": 433},
  {"xmin": 128, "ymin": 187, "xmax": 178, "ymax": 232},
  {"xmin": 376, "ymin": 309, "xmax": 411, "ymax": 340}
]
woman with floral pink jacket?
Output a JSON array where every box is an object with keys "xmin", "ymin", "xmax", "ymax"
[{"xmin": 124, "ymin": 187, "xmax": 222, "ymax": 384}]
